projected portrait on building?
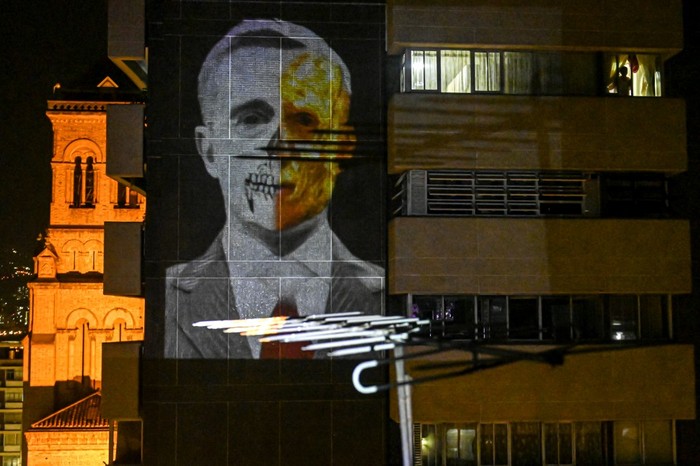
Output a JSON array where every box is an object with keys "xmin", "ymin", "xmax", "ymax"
[{"xmin": 164, "ymin": 19, "xmax": 385, "ymax": 359}]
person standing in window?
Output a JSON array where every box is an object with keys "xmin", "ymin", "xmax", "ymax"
[{"xmin": 611, "ymin": 65, "xmax": 632, "ymax": 96}]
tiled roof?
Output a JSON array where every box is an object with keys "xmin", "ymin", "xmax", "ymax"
[{"xmin": 31, "ymin": 391, "xmax": 108, "ymax": 429}]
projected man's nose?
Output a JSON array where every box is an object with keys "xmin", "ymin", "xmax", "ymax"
[{"xmin": 244, "ymin": 128, "xmax": 281, "ymax": 213}]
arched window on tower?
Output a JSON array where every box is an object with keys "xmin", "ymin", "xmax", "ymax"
[
  {"xmin": 70, "ymin": 319, "xmax": 93, "ymax": 385},
  {"xmin": 85, "ymin": 156, "xmax": 95, "ymax": 206},
  {"xmin": 70, "ymin": 155, "xmax": 97, "ymax": 208},
  {"xmin": 72, "ymin": 156, "xmax": 83, "ymax": 207},
  {"xmin": 112, "ymin": 318, "xmax": 127, "ymax": 342}
]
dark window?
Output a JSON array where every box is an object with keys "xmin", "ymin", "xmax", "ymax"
[
  {"xmin": 575, "ymin": 422, "xmax": 605, "ymax": 465},
  {"xmin": 408, "ymin": 294, "xmax": 670, "ymax": 343},
  {"xmin": 478, "ymin": 297, "xmax": 507, "ymax": 340},
  {"xmin": 542, "ymin": 297, "xmax": 572, "ymax": 342},
  {"xmin": 444, "ymin": 296, "xmax": 475, "ymax": 337},
  {"xmin": 480, "ymin": 423, "xmax": 508, "ymax": 465},
  {"xmin": 512, "ymin": 423, "xmax": 541, "ymax": 466},
  {"xmin": 639, "ymin": 295, "xmax": 669, "ymax": 340},
  {"xmin": 607, "ymin": 295, "xmax": 638, "ymax": 341},
  {"xmin": 572, "ymin": 296, "xmax": 605, "ymax": 340},
  {"xmin": 85, "ymin": 156, "xmax": 95, "ymax": 206},
  {"xmin": 72, "ymin": 156, "xmax": 83, "ymax": 207},
  {"xmin": 600, "ymin": 174, "xmax": 668, "ymax": 218},
  {"xmin": 117, "ymin": 184, "xmax": 140, "ymax": 208},
  {"xmin": 508, "ymin": 297, "xmax": 539, "ymax": 340},
  {"xmin": 544, "ymin": 423, "xmax": 573, "ymax": 465}
]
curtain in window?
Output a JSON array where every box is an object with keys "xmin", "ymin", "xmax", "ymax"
[
  {"xmin": 411, "ymin": 50, "xmax": 438, "ymax": 90},
  {"xmin": 633, "ymin": 54, "xmax": 660, "ymax": 96},
  {"xmin": 445, "ymin": 425, "xmax": 477, "ymax": 465},
  {"xmin": 504, "ymin": 52, "xmax": 533, "ymax": 94},
  {"xmin": 441, "ymin": 50, "xmax": 471, "ymax": 93},
  {"xmin": 474, "ymin": 52, "xmax": 501, "ymax": 92}
]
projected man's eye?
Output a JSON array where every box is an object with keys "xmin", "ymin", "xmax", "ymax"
[
  {"xmin": 240, "ymin": 112, "xmax": 269, "ymax": 125},
  {"xmin": 292, "ymin": 111, "xmax": 318, "ymax": 129},
  {"xmin": 231, "ymin": 100, "xmax": 275, "ymax": 137}
]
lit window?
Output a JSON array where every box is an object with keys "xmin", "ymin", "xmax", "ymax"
[
  {"xmin": 420, "ymin": 424, "xmax": 441, "ymax": 466},
  {"xmin": 441, "ymin": 50, "xmax": 471, "ymax": 93},
  {"xmin": 403, "ymin": 48, "xmax": 659, "ymax": 97},
  {"xmin": 446, "ymin": 425, "xmax": 477, "ymax": 464},
  {"xmin": 605, "ymin": 53, "xmax": 663, "ymax": 97},
  {"xmin": 411, "ymin": 50, "xmax": 438, "ymax": 91},
  {"xmin": 474, "ymin": 52, "xmax": 501, "ymax": 92}
]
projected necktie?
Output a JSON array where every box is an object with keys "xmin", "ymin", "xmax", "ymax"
[{"xmin": 260, "ymin": 298, "xmax": 314, "ymax": 359}]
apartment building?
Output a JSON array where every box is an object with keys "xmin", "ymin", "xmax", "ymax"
[
  {"xmin": 0, "ymin": 343, "xmax": 22, "ymax": 466},
  {"xmin": 385, "ymin": 0, "xmax": 695, "ymax": 464}
]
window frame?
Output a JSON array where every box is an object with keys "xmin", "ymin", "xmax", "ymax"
[
  {"xmin": 407, "ymin": 294, "xmax": 673, "ymax": 343},
  {"xmin": 403, "ymin": 48, "xmax": 662, "ymax": 97}
]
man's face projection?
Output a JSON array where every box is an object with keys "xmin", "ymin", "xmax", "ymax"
[{"xmin": 198, "ymin": 44, "xmax": 354, "ymax": 234}]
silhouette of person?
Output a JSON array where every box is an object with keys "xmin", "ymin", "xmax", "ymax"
[{"xmin": 614, "ymin": 65, "xmax": 632, "ymax": 96}]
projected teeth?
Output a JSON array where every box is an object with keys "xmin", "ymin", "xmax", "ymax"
[{"xmin": 245, "ymin": 173, "xmax": 279, "ymax": 212}]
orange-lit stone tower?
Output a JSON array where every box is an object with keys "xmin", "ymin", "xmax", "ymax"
[{"xmin": 23, "ymin": 76, "xmax": 145, "ymax": 466}]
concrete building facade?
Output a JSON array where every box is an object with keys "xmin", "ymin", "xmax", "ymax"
[{"xmin": 385, "ymin": 0, "xmax": 695, "ymax": 464}]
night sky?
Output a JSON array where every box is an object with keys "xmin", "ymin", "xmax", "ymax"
[{"xmin": 0, "ymin": 1, "xmax": 109, "ymax": 261}]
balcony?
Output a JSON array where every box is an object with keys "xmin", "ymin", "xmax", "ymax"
[
  {"xmin": 391, "ymin": 344, "xmax": 695, "ymax": 423},
  {"xmin": 387, "ymin": 0, "xmax": 682, "ymax": 55},
  {"xmin": 388, "ymin": 217, "xmax": 691, "ymax": 295},
  {"xmin": 388, "ymin": 94, "xmax": 686, "ymax": 174}
]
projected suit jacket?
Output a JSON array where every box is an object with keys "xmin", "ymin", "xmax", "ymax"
[{"xmin": 164, "ymin": 229, "xmax": 384, "ymax": 359}]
